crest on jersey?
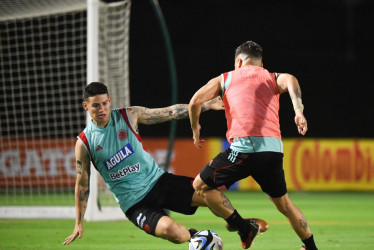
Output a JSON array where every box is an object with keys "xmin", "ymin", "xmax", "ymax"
[{"xmin": 118, "ymin": 129, "xmax": 128, "ymax": 140}]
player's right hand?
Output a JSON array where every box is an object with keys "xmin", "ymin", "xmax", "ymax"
[
  {"xmin": 63, "ymin": 224, "xmax": 83, "ymax": 245},
  {"xmin": 192, "ymin": 124, "xmax": 204, "ymax": 148}
]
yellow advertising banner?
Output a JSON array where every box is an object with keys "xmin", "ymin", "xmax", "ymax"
[{"xmin": 239, "ymin": 139, "xmax": 374, "ymax": 191}]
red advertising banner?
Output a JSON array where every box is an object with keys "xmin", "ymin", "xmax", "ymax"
[
  {"xmin": 141, "ymin": 137, "xmax": 216, "ymax": 178},
  {"xmin": 0, "ymin": 138, "xmax": 214, "ymax": 189},
  {"xmin": 1, "ymin": 138, "xmax": 373, "ymax": 191},
  {"xmin": 0, "ymin": 139, "xmax": 76, "ymax": 188}
]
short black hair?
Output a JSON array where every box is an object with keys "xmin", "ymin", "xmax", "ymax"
[
  {"xmin": 235, "ymin": 41, "xmax": 263, "ymax": 61},
  {"xmin": 83, "ymin": 82, "xmax": 108, "ymax": 101}
]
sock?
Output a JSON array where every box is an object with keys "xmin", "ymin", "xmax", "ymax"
[
  {"xmin": 225, "ymin": 210, "xmax": 248, "ymax": 232},
  {"xmin": 302, "ymin": 234, "xmax": 318, "ymax": 250}
]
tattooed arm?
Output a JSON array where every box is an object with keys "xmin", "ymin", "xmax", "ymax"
[
  {"xmin": 277, "ymin": 73, "xmax": 308, "ymax": 135},
  {"xmin": 127, "ymin": 96, "xmax": 224, "ymax": 131},
  {"xmin": 63, "ymin": 139, "xmax": 91, "ymax": 245}
]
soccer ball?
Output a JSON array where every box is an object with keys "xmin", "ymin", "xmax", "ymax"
[{"xmin": 189, "ymin": 230, "xmax": 223, "ymax": 250}]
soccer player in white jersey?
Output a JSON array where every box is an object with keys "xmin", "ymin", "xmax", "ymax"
[{"xmin": 63, "ymin": 82, "xmax": 265, "ymax": 246}]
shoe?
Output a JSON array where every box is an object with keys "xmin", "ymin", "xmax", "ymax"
[
  {"xmin": 226, "ymin": 218, "xmax": 269, "ymax": 233},
  {"xmin": 238, "ymin": 221, "xmax": 260, "ymax": 249},
  {"xmin": 188, "ymin": 228, "xmax": 198, "ymax": 239},
  {"xmin": 300, "ymin": 246, "xmax": 306, "ymax": 250}
]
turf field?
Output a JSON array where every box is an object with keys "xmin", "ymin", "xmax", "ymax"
[{"xmin": 0, "ymin": 191, "xmax": 373, "ymax": 250}]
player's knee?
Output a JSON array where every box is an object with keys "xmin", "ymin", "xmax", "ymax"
[
  {"xmin": 165, "ymin": 226, "xmax": 186, "ymax": 243},
  {"xmin": 156, "ymin": 219, "xmax": 186, "ymax": 243},
  {"xmin": 192, "ymin": 175, "xmax": 207, "ymax": 195},
  {"xmin": 167, "ymin": 229, "xmax": 185, "ymax": 243}
]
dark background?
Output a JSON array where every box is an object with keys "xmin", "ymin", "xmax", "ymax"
[{"xmin": 128, "ymin": 0, "xmax": 374, "ymax": 139}]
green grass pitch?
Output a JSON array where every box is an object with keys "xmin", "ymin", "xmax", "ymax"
[{"xmin": 0, "ymin": 191, "xmax": 373, "ymax": 249}]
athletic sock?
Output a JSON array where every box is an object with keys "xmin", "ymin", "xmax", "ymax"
[
  {"xmin": 302, "ymin": 234, "xmax": 318, "ymax": 250},
  {"xmin": 225, "ymin": 210, "xmax": 248, "ymax": 233}
]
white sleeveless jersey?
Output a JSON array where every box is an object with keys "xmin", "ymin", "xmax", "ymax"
[{"xmin": 77, "ymin": 108, "xmax": 164, "ymax": 213}]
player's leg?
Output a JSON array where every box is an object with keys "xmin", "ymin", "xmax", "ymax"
[
  {"xmin": 125, "ymin": 204, "xmax": 193, "ymax": 244},
  {"xmin": 193, "ymin": 149, "xmax": 264, "ymax": 249},
  {"xmin": 124, "ymin": 173, "xmax": 201, "ymax": 244},
  {"xmin": 151, "ymin": 173, "xmax": 200, "ymax": 242},
  {"xmin": 251, "ymin": 152, "xmax": 317, "ymax": 250},
  {"xmin": 192, "ymin": 148, "xmax": 249, "ymax": 219},
  {"xmin": 192, "ymin": 173, "xmax": 247, "ymax": 223},
  {"xmin": 194, "ymin": 174, "xmax": 262, "ymax": 249},
  {"xmin": 270, "ymin": 194, "xmax": 311, "ymax": 238},
  {"xmin": 154, "ymin": 215, "xmax": 191, "ymax": 243},
  {"xmin": 193, "ymin": 175, "xmax": 234, "ymax": 218},
  {"xmin": 269, "ymin": 194, "xmax": 317, "ymax": 249}
]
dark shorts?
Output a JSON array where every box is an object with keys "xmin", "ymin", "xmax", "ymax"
[
  {"xmin": 200, "ymin": 148, "xmax": 287, "ymax": 198},
  {"xmin": 125, "ymin": 172, "xmax": 198, "ymax": 236}
]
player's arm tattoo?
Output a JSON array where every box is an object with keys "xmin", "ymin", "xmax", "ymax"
[
  {"xmin": 76, "ymin": 160, "xmax": 83, "ymax": 175},
  {"xmin": 169, "ymin": 103, "xmax": 207, "ymax": 119},
  {"xmin": 294, "ymin": 86, "xmax": 302, "ymax": 98},
  {"xmin": 130, "ymin": 103, "xmax": 209, "ymax": 125},
  {"xmin": 77, "ymin": 182, "xmax": 89, "ymax": 223},
  {"xmin": 78, "ymin": 189, "xmax": 90, "ymax": 202},
  {"xmin": 132, "ymin": 105, "xmax": 187, "ymax": 124},
  {"xmin": 290, "ymin": 86, "xmax": 302, "ymax": 100},
  {"xmin": 220, "ymin": 192, "xmax": 235, "ymax": 212},
  {"xmin": 171, "ymin": 104, "xmax": 189, "ymax": 120},
  {"xmin": 289, "ymin": 84, "xmax": 305, "ymax": 112}
]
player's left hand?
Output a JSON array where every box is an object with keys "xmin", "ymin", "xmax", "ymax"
[
  {"xmin": 63, "ymin": 224, "xmax": 83, "ymax": 245},
  {"xmin": 295, "ymin": 113, "xmax": 308, "ymax": 135}
]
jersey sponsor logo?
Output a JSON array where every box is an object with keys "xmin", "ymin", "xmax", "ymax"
[
  {"xmin": 104, "ymin": 143, "xmax": 134, "ymax": 171},
  {"xmin": 109, "ymin": 162, "xmax": 140, "ymax": 180}
]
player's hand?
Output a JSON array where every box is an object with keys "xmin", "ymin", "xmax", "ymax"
[
  {"xmin": 192, "ymin": 124, "xmax": 204, "ymax": 148},
  {"xmin": 295, "ymin": 113, "xmax": 308, "ymax": 135},
  {"xmin": 63, "ymin": 224, "xmax": 83, "ymax": 245},
  {"xmin": 204, "ymin": 96, "xmax": 224, "ymax": 111}
]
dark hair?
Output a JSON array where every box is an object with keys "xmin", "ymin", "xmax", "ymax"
[
  {"xmin": 235, "ymin": 41, "xmax": 263, "ymax": 61},
  {"xmin": 83, "ymin": 82, "xmax": 108, "ymax": 101}
]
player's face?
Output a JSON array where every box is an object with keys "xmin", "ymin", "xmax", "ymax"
[{"xmin": 83, "ymin": 94, "xmax": 111, "ymax": 127}]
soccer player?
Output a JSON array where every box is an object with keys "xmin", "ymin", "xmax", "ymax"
[
  {"xmin": 188, "ymin": 41, "xmax": 318, "ymax": 250},
  {"xmin": 63, "ymin": 82, "xmax": 228, "ymax": 245}
]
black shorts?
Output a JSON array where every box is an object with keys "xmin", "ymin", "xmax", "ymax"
[
  {"xmin": 200, "ymin": 148, "xmax": 287, "ymax": 198},
  {"xmin": 125, "ymin": 172, "xmax": 198, "ymax": 236}
]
